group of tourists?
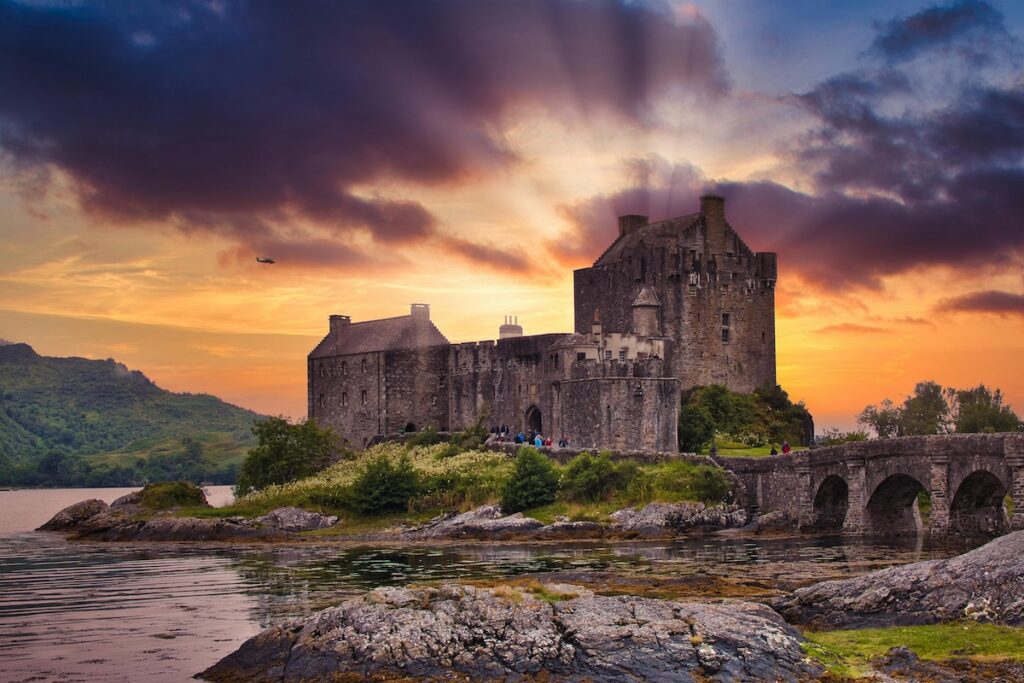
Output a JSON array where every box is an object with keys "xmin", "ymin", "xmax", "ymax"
[
  {"xmin": 492, "ymin": 425, "xmax": 569, "ymax": 448},
  {"xmin": 769, "ymin": 441, "xmax": 792, "ymax": 456}
]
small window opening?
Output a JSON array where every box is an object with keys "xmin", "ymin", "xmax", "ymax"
[
  {"xmin": 361, "ymin": 358, "xmax": 367, "ymax": 374},
  {"xmin": 341, "ymin": 392, "xmax": 348, "ymax": 406},
  {"xmin": 618, "ymin": 350, "xmax": 626, "ymax": 362},
  {"xmin": 360, "ymin": 390, "xmax": 367, "ymax": 405},
  {"xmin": 576, "ymin": 352, "xmax": 586, "ymax": 361}
]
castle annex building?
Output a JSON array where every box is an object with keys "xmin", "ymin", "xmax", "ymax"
[{"xmin": 309, "ymin": 195, "xmax": 777, "ymax": 452}]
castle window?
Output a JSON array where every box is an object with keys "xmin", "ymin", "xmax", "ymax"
[
  {"xmin": 618, "ymin": 350, "xmax": 626, "ymax": 362},
  {"xmin": 439, "ymin": 376, "xmax": 446, "ymax": 388},
  {"xmin": 604, "ymin": 350, "xmax": 612, "ymax": 360},
  {"xmin": 576, "ymin": 352, "xmax": 586, "ymax": 361},
  {"xmin": 361, "ymin": 358, "xmax": 367, "ymax": 374},
  {"xmin": 722, "ymin": 313, "xmax": 731, "ymax": 343},
  {"xmin": 360, "ymin": 390, "xmax": 367, "ymax": 405},
  {"xmin": 722, "ymin": 328, "xmax": 730, "ymax": 342},
  {"xmin": 341, "ymin": 361, "xmax": 347, "ymax": 375},
  {"xmin": 319, "ymin": 364, "xmax": 325, "ymax": 378},
  {"xmin": 431, "ymin": 394, "xmax": 437, "ymax": 406},
  {"xmin": 318, "ymin": 394, "xmax": 324, "ymax": 408},
  {"xmin": 342, "ymin": 392, "xmax": 348, "ymax": 406}
]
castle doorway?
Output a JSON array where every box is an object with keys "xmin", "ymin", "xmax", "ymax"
[
  {"xmin": 404, "ymin": 422, "xmax": 416, "ymax": 433},
  {"xmin": 525, "ymin": 406, "xmax": 542, "ymax": 434}
]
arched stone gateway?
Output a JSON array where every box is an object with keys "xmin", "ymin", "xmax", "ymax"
[
  {"xmin": 865, "ymin": 473, "xmax": 926, "ymax": 537},
  {"xmin": 525, "ymin": 405, "xmax": 542, "ymax": 435},
  {"xmin": 812, "ymin": 475, "xmax": 848, "ymax": 531},
  {"xmin": 949, "ymin": 470, "xmax": 1008, "ymax": 538},
  {"xmin": 404, "ymin": 422, "xmax": 417, "ymax": 433}
]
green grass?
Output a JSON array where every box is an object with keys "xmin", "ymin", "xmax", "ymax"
[
  {"xmin": 711, "ymin": 445, "xmax": 808, "ymax": 458},
  {"xmin": 138, "ymin": 481, "xmax": 207, "ymax": 510},
  {"xmin": 803, "ymin": 623, "xmax": 1024, "ymax": 677}
]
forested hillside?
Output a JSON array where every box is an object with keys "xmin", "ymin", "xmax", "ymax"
[{"xmin": 0, "ymin": 343, "xmax": 266, "ymax": 486}]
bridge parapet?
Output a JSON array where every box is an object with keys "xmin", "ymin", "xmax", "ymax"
[{"xmin": 720, "ymin": 433, "xmax": 1024, "ymax": 538}]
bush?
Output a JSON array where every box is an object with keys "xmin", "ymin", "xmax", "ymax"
[
  {"xmin": 235, "ymin": 417, "xmax": 337, "ymax": 495},
  {"xmin": 405, "ymin": 426, "xmax": 442, "ymax": 447},
  {"xmin": 689, "ymin": 465, "xmax": 732, "ymax": 503},
  {"xmin": 348, "ymin": 454, "xmax": 420, "ymax": 514},
  {"xmin": 500, "ymin": 447, "xmax": 559, "ymax": 513},
  {"xmin": 138, "ymin": 481, "xmax": 207, "ymax": 509},
  {"xmin": 560, "ymin": 451, "xmax": 617, "ymax": 502}
]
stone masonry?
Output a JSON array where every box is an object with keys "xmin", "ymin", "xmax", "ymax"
[{"xmin": 309, "ymin": 195, "xmax": 776, "ymax": 451}]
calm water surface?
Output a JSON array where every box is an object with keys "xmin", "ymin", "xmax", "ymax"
[{"xmin": 0, "ymin": 488, "xmax": 976, "ymax": 682}]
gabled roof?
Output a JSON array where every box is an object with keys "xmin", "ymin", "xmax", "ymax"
[
  {"xmin": 632, "ymin": 286, "xmax": 661, "ymax": 307},
  {"xmin": 592, "ymin": 212, "xmax": 755, "ymax": 267},
  {"xmin": 549, "ymin": 332, "xmax": 598, "ymax": 350},
  {"xmin": 309, "ymin": 315, "xmax": 449, "ymax": 359}
]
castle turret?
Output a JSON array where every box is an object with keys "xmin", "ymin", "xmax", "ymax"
[
  {"xmin": 499, "ymin": 315, "xmax": 523, "ymax": 339},
  {"xmin": 631, "ymin": 286, "xmax": 661, "ymax": 337}
]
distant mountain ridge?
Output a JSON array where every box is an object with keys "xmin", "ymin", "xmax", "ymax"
[{"xmin": 0, "ymin": 343, "xmax": 266, "ymax": 484}]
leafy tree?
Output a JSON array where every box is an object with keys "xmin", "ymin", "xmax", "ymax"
[
  {"xmin": 678, "ymin": 384, "xmax": 814, "ymax": 451},
  {"xmin": 858, "ymin": 398, "xmax": 904, "ymax": 438},
  {"xmin": 235, "ymin": 417, "xmax": 337, "ymax": 495},
  {"xmin": 348, "ymin": 455, "xmax": 420, "ymax": 514},
  {"xmin": 500, "ymin": 447, "xmax": 559, "ymax": 513},
  {"xmin": 678, "ymin": 402, "xmax": 715, "ymax": 452},
  {"xmin": 901, "ymin": 381, "xmax": 950, "ymax": 435},
  {"xmin": 560, "ymin": 451, "xmax": 616, "ymax": 502},
  {"xmin": 948, "ymin": 385, "xmax": 1022, "ymax": 433}
]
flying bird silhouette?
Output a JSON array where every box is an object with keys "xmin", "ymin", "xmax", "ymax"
[{"xmin": 256, "ymin": 257, "xmax": 276, "ymax": 264}]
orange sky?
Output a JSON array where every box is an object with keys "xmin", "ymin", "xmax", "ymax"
[{"xmin": 1, "ymin": 0, "xmax": 1023, "ymax": 433}]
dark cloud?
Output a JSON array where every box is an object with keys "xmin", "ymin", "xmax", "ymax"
[
  {"xmin": 440, "ymin": 236, "xmax": 534, "ymax": 274},
  {"xmin": 554, "ymin": 1, "xmax": 1024, "ymax": 291},
  {"xmin": 938, "ymin": 290, "xmax": 1024, "ymax": 315},
  {"xmin": 0, "ymin": 0, "xmax": 728, "ymax": 269},
  {"xmin": 870, "ymin": 0, "xmax": 1011, "ymax": 65}
]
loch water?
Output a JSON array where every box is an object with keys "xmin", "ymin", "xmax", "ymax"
[{"xmin": 0, "ymin": 488, "xmax": 977, "ymax": 682}]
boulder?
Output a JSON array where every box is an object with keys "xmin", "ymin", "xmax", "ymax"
[
  {"xmin": 533, "ymin": 520, "xmax": 606, "ymax": 539},
  {"xmin": 402, "ymin": 505, "xmax": 544, "ymax": 540},
  {"xmin": 775, "ymin": 529, "xmax": 1024, "ymax": 629},
  {"xmin": 610, "ymin": 502, "xmax": 747, "ymax": 537},
  {"xmin": 255, "ymin": 507, "xmax": 338, "ymax": 532},
  {"xmin": 37, "ymin": 499, "xmax": 109, "ymax": 531},
  {"xmin": 199, "ymin": 583, "xmax": 820, "ymax": 682}
]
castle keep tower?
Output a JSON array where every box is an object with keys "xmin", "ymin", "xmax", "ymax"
[
  {"xmin": 573, "ymin": 195, "xmax": 777, "ymax": 392},
  {"xmin": 309, "ymin": 194, "xmax": 775, "ymax": 451}
]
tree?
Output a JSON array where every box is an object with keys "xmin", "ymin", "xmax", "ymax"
[
  {"xmin": 901, "ymin": 381, "xmax": 949, "ymax": 435},
  {"xmin": 500, "ymin": 447, "xmax": 559, "ymax": 513},
  {"xmin": 235, "ymin": 417, "xmax": 337, "ymax": 495},
  {"xmin": 948, "ymin": 385, "xmax": 1022, "ymax": 434}
]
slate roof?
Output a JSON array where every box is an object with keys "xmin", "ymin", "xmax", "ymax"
[
  {"xmin": 593, "ymin": 212, "xmax": 755, "ymax": 267},
  {"xmin": 632, "ymin": 286, "xmax": 662, "ymax": 307},
  {"xmin": 549, "ymin": 332, "xmax": 598, "ymax": 350},
  {"xmin": 309, "ymin": 315, "xmax": 449, "ymax": 359}
]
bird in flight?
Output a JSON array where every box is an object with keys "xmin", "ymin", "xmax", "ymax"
[{"xmin": 256, "ymin": 257, "xmax": 276, "ymax": 264}]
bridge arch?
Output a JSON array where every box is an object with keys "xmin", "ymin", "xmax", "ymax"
[
  {"xmin": 949, "ymin": 469, "xmax": 1008, "ymax": 538},
  {"xmin": 811, "ymin": 475, "xmax": 848, "ymax": 531},
  {"xmin": 865, "ymin": 473, "xmax": 926, "ymax": 536}
]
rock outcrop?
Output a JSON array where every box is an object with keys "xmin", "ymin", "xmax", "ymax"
[
  {"xmin": 775, "ymin": 529, "xmax": 1024, "ymax": 628},
  {"xmin": 37, "ymin": 498, "xmax": 110, "ymax": 531},
  {"xmin": 401, "ymin": 505, "xmax": 545, "ymax": 540},
  {"xmin": 199, "ymin": 583, "xmax": 820, "ymax": 682},
  {"xmin": 255, "ymin": 507, "xmax": 339, "ymax": 532},
  {"xmin": 38, "ymin": 498, "xmax": 337, "ymax": 541},
  {"xmin": 609, "ymin": 502, "xmax": 748, "ymax": 537}
]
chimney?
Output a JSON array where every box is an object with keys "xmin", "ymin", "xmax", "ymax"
[
  {"xmin": 410, "ymin": 303, "xmax": 430, "ymax": 321},
  {"xmin": 499, "ymin": 314, "xmax": 524, "ymax": 339},
  {"xmin": 617, "ymin": 214, "xmax": 648, "ymax": 237},
  {"xmin": 329, "ymin": 314, "xmax": 350, "ymax": 334},
  {"xmin": 700, "ymin": 194, "xmax": 726, "ymax": 248}
]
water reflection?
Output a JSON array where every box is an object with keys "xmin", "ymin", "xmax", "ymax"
[{"xmin": 0, "ymin": 531, "xmax": 979, "ymax": 683}]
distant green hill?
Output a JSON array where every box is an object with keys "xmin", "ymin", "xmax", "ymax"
[{"xmin": 0, "ymin": 343, "xmax": 267, "ymax": 486}]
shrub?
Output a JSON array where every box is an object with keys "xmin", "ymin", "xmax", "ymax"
[
  {"xmin": 560, "ymin": 451, "xmax": 617, "ymax": 502},
  {"xmin": 689, "ymin": 465, "xmax": 732, "ymax": 503},
  {"xmin": 138, "ymin": 481, "xmax": 207, "ymax": 509},
  {"xmin": 405, "ymin": 426, "xmax": 442, "ymax": 447},
  {"xmin": 348, "ymin": 454, "xmax": 420, "ymax": 514},
  {"xmin": 500, "ymin": 447, "xmax": 559, "ymax": 513}
]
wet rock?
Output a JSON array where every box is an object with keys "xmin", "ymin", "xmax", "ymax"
[
  {"xmin": 110, "ymin": 491, "xmax": 142, "ymax": 509},
  {"xmin": 38, "ymin": 499, "xmax": 109, "ymax": 531},
  {"xmin": 610, "ymin": 502, "xmax": 748, "ymax": 537},
  {"xmin": 199, "ymin": 583, "xmax": 820, "ymax": 682},
  {"xmin": 751, "ymin": 510, "xmax": 797, "ymax": 533},
  {"xmin": 533, "ymin": 520, "xmax": 605, "ymax": 539},
  {"xmin": 255, "ymin": 507, "xmax": 338, "ymax": 532},
  {"xmin": 775, "ymin": 529, "xmax": 1024, "ymax": 628},
  {"xmin": 92, "ymin": 516, "xmax": 279, "ymax": 542},
  {"xmin": 402, "ymin": 505, "xmax": 544, "ymax": 540}
]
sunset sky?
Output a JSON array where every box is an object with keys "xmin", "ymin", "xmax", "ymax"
[{"xmin": 1, "ymin": 0, "xmax": 1023, "ymax": 431}]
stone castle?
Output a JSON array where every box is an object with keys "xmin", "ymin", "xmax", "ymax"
[{"xmin": 308, "ymin": 195, "xmax": 777, "ymax": 452}]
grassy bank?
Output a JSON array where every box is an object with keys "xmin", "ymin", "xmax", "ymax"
[
  {"xmin": 802, "ymin": 622, "xmax": 1024, "ymax": 678},
  {"xmin": 188, "ymin": 442, "xmax": 734, "ymax": 530}
]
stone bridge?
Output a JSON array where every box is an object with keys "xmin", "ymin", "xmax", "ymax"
[{"xmin": 719, "ymin": 433, "xmax": 1024, "ymax": 537}]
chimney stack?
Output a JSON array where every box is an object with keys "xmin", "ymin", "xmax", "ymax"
[
  {"xmin": 410, "ymin": 303, "xmax": 430, "ymax": 321},
  {"xmin": 617, "ymin": 214, "xmax": 648, "ymax": 237},
  {"xmin": 700, "ymin": 194, "xmax": 726, "ymax": 248},
  {"xmin": 499, "ymin": 314, "xmax": 523, "ymax": 339},
  {"xmin": 329, "ymin": 314, "xmax": 351, "ymax": 334}
]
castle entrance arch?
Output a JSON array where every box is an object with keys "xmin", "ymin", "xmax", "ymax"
[
  {"xmin": 525, "ymin": 405, "xmax": 542, "ymax": 435},
  {"xmin": 404, "ymin": 422, "xmax": 417, "ymax": 433}
]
